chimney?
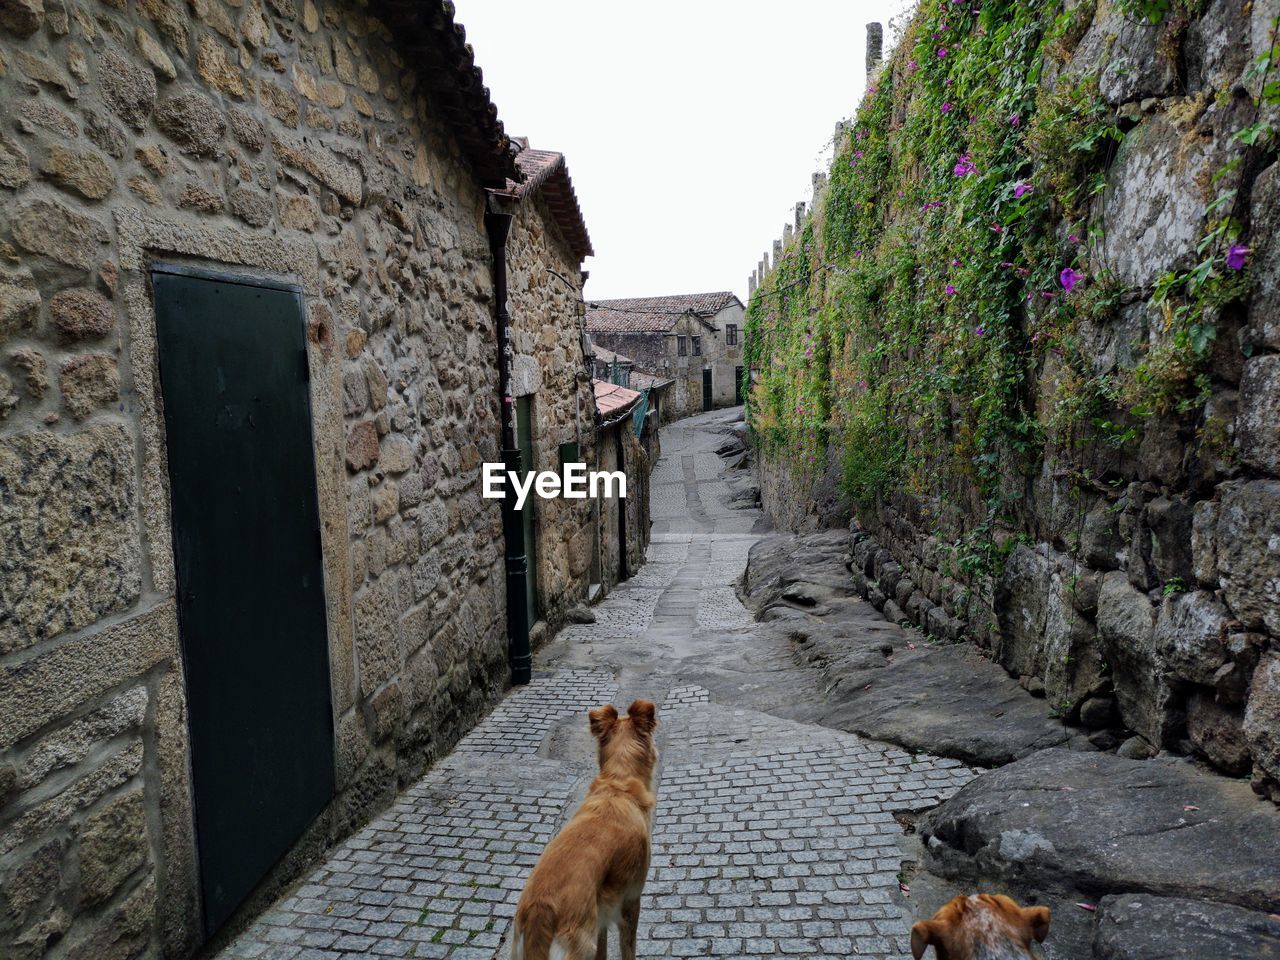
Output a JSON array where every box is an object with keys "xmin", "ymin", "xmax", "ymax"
[
  {"xmin": 866, "ymin": 22, "xmax": 883, "ymax": 75},
  {"xmin": 794, "ymin": 202, "xmax": 806, "ymax": 232}
]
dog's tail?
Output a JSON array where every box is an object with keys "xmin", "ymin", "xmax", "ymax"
[{"xmin": 514, "ymin": 902, "xmax": 556, "ymax": 960}]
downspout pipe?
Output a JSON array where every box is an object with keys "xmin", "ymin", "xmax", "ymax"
[{"xmin": 484, "ymin": 207, "xmax": 532, "ymax": 686}]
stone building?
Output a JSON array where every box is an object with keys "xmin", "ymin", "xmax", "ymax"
[
  {"xmin": 0, "ymin": 1, "xmax": 615, "ymax": 957},
  {"xmin": 592, "ymin": 378, "xmax": 651, "ymax": 590},
  {"xmin": 494, "ymin": 138, "xmax": 599, "ymax": 649},
  {"xmin": 585, "ymin": 291, "xmax": 746, "ymax": 421}
]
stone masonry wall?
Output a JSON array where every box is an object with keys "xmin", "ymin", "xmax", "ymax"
[
  {"xmin": 755, "ymin": 0, "xmax": 1280, "ymax": 803},
  {"xmin": 506, "ymin": 189, "xmax": 596, "ymax": 639},
  {"xmin": 0, "ymin": 0, "xmax": 522, "ymax": 955}
]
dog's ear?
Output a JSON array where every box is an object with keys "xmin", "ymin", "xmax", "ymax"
[
  {"xmin": 909, "ymin": 920, "xmax": 934, "ymax": 960},
  {"xmin": 588, "ymin": 704, "xmax": 618, "ymax": 740},
  {"xmin": 1018, "ymin": 904, "xmax": 1050, "ymax": 943},
  {"xmin": 627, "ymin": 699, "xmax": 657, "ymax": 734}
]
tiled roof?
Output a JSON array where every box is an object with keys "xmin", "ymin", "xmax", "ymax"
[
  {"xmin": 591, "ymin": 344, "xmax": 633, "ymax": 366},
  {"xmin": 369, "ymin": 1, "xmax": 517, "ymax": 184},
  {"xmin": 585, "ymin": 292, "xmax": 742, "ymax": 334},
  {"xmin": 630, "ymin": 370, "xmax": 675, "ymax": 391},
  {"xmin": 494, "ymin": 138, "xmax": 593, "ymax": 262},
  {"xmin": 593, "ymin": 379, "xmax": 642, "ymax": 421}
]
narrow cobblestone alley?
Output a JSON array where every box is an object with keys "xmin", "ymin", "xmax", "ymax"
[{"xmin": 218, "ymin": 409, "xmax": 975, "ymax": 960}]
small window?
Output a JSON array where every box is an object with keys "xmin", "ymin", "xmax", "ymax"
[
  {"xmin": 725, "ymin": 324, "xmax": 738, "ymax": 346},
  {"xmin": 677, "ymin": 336, "xmax": 687, "ymax": 357},
  {"xmin": 692, "ymin": 336, "xmax": 702, "ymax": 356}
]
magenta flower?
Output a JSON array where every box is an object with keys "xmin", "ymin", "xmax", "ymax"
[
  {"xmin": 953, "ymin": 154, "xmax": 975, "ymax": 176},
  {"xmin": 1009, "ymin": 113, "xmax": 1021, "ymax": 126},
  {"xmin": 975, "ymin": 326, "xmax": 985, "ymax": 336},
  {"xmin": 941, "ymin": 102, "xmax": 953, "ymax": 113},
  {"xmin": 908, "ymin": 59, "xmax": 919, "ymax": 73},
  {"xmin": 1014, "ymin": 182, "xmax": 1033, "ymax": 198},
  {"xmin": 938, "ymin": 46, "xmax": 948, "ymax": 58},
  {"xmin": 1059, "ymin": 267, "xmax": 1081, "ymax": 291},
  {"xmin": 952, "ymin": 259, "xmax": 962, "ymax": 267},
  {"xmin": 1068, "ymin": 233, "xmax": 1079, "ymax": 243},
  {"xmin": 945, "ymin": 284, "xmax": 957, "ymax": 295},
  {"xmin": 1226, "ymin": 245, "xmax": 1249, "ymax": 270}
]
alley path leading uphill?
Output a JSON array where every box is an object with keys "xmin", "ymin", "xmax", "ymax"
[{"xmin": 217, "ymin": 408, "xmax": 974, "ymax": 960}]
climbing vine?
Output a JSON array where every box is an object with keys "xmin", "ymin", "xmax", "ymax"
[{"xmin": 744, "ymin": 0, "xmax": 1276, "ymax": 575}]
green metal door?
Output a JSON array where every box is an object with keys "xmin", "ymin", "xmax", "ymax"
[
  {"xmin": 516, "ymin": 396, "xmax": 539, "ymax": 625},
  {"xmin": 152, "ymin": 266, "xmax": 335, "ymax": 937},
  {"xmin": 702, "ymin": 368, "xmax": 713, "ymax": 411}
]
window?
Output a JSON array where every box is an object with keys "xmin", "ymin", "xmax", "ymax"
[
  {"xmin": 692, "ymin": 336, "xmax": 702, "ymax": 356},
  {"xmin": 726, "ymin": 324, "xmax": 738, "ymax": 346},
  {"xmin": 676, "ymin": 336, "xmax": 687, "ymax": 357}
]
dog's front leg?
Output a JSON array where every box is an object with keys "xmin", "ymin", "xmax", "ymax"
[
  {"xmin": 620, "ymin": 898, "xmax": 641, "ymax": 960},
  {"xmin": 594, "ymin": 928, "xmax": 608, "ymax": 960}
]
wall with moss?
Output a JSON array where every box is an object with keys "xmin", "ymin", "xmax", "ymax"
[{"xmin": 746, "ymin": 0, "xmax": 1280, "ymax": 798}]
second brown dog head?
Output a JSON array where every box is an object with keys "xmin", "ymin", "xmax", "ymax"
[
  {"xmin": 588, "ymin": 700, "xmax": 658, "ymax": 783},
  {"xmin": 910, "ymin": 894, "xmax": 1050, "ymax": 959}
]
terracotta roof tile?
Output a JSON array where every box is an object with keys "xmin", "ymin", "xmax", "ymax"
[
  {"xmin": 494, "ymin": 138, "xmax": 593, "ymax": 262},
  {"xmin": 585, "ymin": 291, "xmax": 742, "ymax": 333},
  {"xmin": 593, "ymin": 378, "xmax": 642, "ymax": 420}
]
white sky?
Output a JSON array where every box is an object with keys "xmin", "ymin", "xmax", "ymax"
[{"xmin": 453, "ymin": 1, "xmax": 915, "ymax": 303}]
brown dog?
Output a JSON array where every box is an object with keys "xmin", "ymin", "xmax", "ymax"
[
  {"xmin": 911, "ymin": 894, "xmax": 1051, "ymax": 959},
  {"xmin": 511, "ymin": 700, "xmax": 659, "ymax": 960}
]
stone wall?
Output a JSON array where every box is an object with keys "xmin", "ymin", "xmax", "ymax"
[
  {"xmin": 506, "ymin": 189, "xmax": 596, "ymax": 638},
  {"xmin": 753, "ymin": 0, "xmax": 1280, "ymax": 802},
  {"xmin": 0, "ymin": 0, "xmax": 543, "ymax": 954}
]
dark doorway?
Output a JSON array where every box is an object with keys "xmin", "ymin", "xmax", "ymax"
[
  {"xmin": 734, "ymin": 366, "xmax": 744, "ymax": 405},
  {"xmin": 152, "ymin": 266, "xmax": 335, "ymax": 938},
  {"xmin": 702, "ymin": 368, "xmax": 713, "ymax": 411},
  {"xmin": 516, "ymin": 395, "xmax": 539, "ymax": 625}
]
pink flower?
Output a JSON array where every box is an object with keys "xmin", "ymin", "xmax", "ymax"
[
  {"xmin": 908, "ymin": 59, "xmax": 919, "ymax": 73},
  {"xmin": 1059, "ymin": 267, "xmax": 1081, "ymax": 291},
  {"xmin": 975, "ymin": 326, "xmax": 985, "ymax": 336},
  {"xmin": 1009, "ymin": 112, "xmax": 1021, "ymax": 126},
  {"xmin": 941, "ymin": 102, "xmax": 953, "ymax": 113},
  {"xmin": 1068, "ymin": 233, "xmax": 1079, "ymax": 243},
  {"xmin": 938, "ymin": 46, "xmax": 948, "ymax": 58},
  {"xmin": 1227, "ymin": 245, "xmax": 1249, "ymax": 270},
  {"xmin": 1014, "ymin": 182, "xmax": 1033, "ymax": 198},
  {"xmin": 953, "ymin": 154, "xmax": 975, "ymax": 176},
  {"xmin": 945, "ymin": 284, "xmax": 957, "ymax": 295},
  {"xmin": 952, "ymin": 259, "xmax": 962, "ymax": 267}
]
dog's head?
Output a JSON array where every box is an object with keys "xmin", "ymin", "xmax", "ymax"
[
  {"xmin": 588, "ymin": 700, "xmax": 658, "ymax": 783},
  {"xmin": 910, "ymin": 894, "xmax": 1050, "ymax": 960}
]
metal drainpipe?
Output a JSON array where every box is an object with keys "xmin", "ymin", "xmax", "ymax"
[{"xmin": 484, "ymin": 207, "xmax": 531, "ymax": 686}]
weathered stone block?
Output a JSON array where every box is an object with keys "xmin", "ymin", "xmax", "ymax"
[
  {"xmin": 1247, "ymin": 162, "xmax": 1280, "ymax": 350},
  {"xmin": 0, "ymin": 131, "xmax": 31, "ymax": 188},
  {"xmin": 1100, "ymin": 111, "xmax": 1218, "ymax": 289},
  {"xmin": 1217, "ymin": 480, "xmax": 1280, "ymax": 634},
  {"xmin": 11, "ymin": 198, "xmax": 109, "ymax": 268},
  {"xmin": 1154, "ymin": 590, "xmax": 1229, "ymax": 686},
  {"xmin": 79, "ymin": 789, "xmax": 149, "ymax": 904},
  {"xmin": 1097, "ymin": 571, "xmax": 1172, "ymax": 744},
  {"xmin": 135, "ymin": 26, "xmax": 176, "ymax": 80},
  {"xmin": 0, "ymin": 426, "xmax": 141, "ymax": 653},
  {"xmin": 50, "ymin": 288, "xmax": 115, "ymax": 343},
  {"xmin": 41, "ymin": 143, "xmax": 115, "ymax": 200},
  {"xmin": 1243, "ymin": 652, "xmax": 1280, "ymax": 791},
  {"xmin": 59, "ymin": 353, "xmax": 120, "ymax": 419},
  {"xmin": 1069, "ymin": 1, "xmax": 1177, "ymax": 104},
  {"xmin": 272, "ymin": 132, "xmax": 362, "ymax": 203},
  {"xmin": 18, "ymin": 686, "xmax": 148, "ymax": 789},
  {"xmin": 0, "ymin": 268, "xmax": 40, "ymax": 342},
  {"xmin": 1187, "ymin": 691, "xmax": 1250, "ymax": 776},
  {"xmin": 61, "ymin": 874, "xmax": 153, "ymax": 960},
  {"xmin": 354, "ymin": 579, "xmax": 398, "ymax": 696},
  {"xmin": 345, "ymin": 419, "xmax": 378, "ymax": 471},
  {"xmin": 196, "ymin": 34, "xmax": 245, "ymax": 98},
  {"xmin": 101, "ymin": 47, "xmax": 157, "ymax": 129},
  {"xmin": 0, "ymin": 0, "xmax": 44, "ymax": 37},
  {"xmin": 1191, "ymin": 499, "xmax": 1218, "ymax": 588},
  {"xmin": 1236, "ymin": 354, "xmax": 1280, "ymax": 474},
  {"xmin": 1147, "ymin": 496, "xmax": 1193, "ymax": 587},
  {"xmin": 228, "ymin": 185, "xmax": 273, "ymax": 227},
  {"xmin": 379, "ymin": 433, "xmax": 413, "ymax": 473},
  {"xmin": 155, "ymin": 89, "xmax": 227, "ymax": 155}
]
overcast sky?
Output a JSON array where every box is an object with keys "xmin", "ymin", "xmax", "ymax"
[{"xmin": 454, "ymin": 1, "xmax": 914, "ymax": 303}]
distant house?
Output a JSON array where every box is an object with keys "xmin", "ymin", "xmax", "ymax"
[
  {"xmin": 585, "ymin": 292, "xmax": 746, "ymax": 421},
  {"xmin": 590, "ymin": 343, "xmax": 634, "ymax": 387}
]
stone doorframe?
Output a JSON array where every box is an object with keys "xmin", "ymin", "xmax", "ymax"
[{"xmin": 113, "ymin": 207, "xmax": 356, "ymax": 946}]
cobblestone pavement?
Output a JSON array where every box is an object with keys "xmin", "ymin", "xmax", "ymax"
[{"xmin": 217, "ymin": 408, "xmax": 976, "ymax": 960}]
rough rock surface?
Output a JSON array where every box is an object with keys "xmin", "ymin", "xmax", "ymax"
[
  {"xmin": 917, "ymin": 749, "xmax": 1280, "ymax": 956},
  {"xmin": 1092, "ymin": 894, "xmax": 1280, "ymax": 959},
  {"xmin": 742, "ymin": 532, "xmax": 1070, "ymax": 766}
]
